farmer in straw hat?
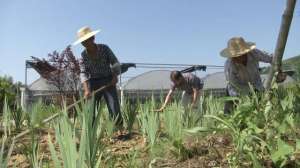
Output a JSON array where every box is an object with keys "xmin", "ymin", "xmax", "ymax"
[
  {"xmin": 156, "ymin": 71, "xmax": 204, "ymax": 114},
  {"xmin": 73, "ymin": 26, "xmax": 122, "ymax": 126},
  {"xmin": 221, "ymin": 37, "xmax": 286, "ymax": 114}
]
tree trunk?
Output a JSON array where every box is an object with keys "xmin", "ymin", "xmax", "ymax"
[{"xmin": 265, "ymin": 0, "xmax": 297, "ymax": 90}]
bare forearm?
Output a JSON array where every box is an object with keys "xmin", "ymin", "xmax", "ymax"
[
  {"xmin": 161, "ymin": 90, "xmax": 173, "ymax": 108},
  {"xmin": 192, "ymin": 89, "xmax": 199, "ymax": 105},
  {"xmin": 83, "ymin": 81, "xmax": 89, "ymax": 92},
  {"xmin": 162, "ymin": 95, "xmax": 171, "ymax": 108}
]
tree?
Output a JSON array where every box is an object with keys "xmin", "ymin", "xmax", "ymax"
[
  {"xmin": 29, "ymin": 46, "xmax": 81, "ymax": 96},
  {"xmin": 47, "ymin": 46, "xmax": 81, "ymax": 95},
  {"xmin": 27, "ymin": 46, "xmax": 81, "ymax": 108},
  {"xmin": 0, "ymin": 76, "xmax": 22, "ymax": 113},
  {"xmin": 265, "ymin": 0, "xmax": 297, "ymax": 89}
]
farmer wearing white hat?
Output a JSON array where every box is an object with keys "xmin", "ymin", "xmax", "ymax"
[
  {"xmin": 221, "ymin": 37, "xmax": 285, "ymax": 114},
  {"xmin": 73, "ymin": 26, "xmax": 122, "ymax": 126}
]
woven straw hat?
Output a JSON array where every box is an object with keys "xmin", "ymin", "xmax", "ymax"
[
  {"xmin": 220, "ymin": 37, "xmax": 256, "ymax": 58},
  {"xmin": 73, "ymin": 26, "xmax": 100, "ymax": 46}
]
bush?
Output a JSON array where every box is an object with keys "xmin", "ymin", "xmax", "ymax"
[
  {"xmin": 205, "ymin": 84, "xmax": 300, "ymax": 167},
  {"xmin": 0, "ymin": 75, "xmax": 22, "ymax": 114}
]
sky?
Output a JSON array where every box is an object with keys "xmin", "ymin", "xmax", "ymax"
[{"xmin": 0, "ymin": 0, "xmax": 299, "ymax": 84}]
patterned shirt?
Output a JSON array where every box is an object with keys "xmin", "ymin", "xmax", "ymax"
[
  {"xmin": 224, "ymin": 49, "xmax": 272, "ymax": 96},
  {"xmin": 80, "ymin": 44, "xmax": 120, "ymax": 83},
  {"xmin": 171, "ymin": 73, "xmax": 203, "ymax": 94}
]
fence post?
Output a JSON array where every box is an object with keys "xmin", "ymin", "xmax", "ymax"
[{"xmin": 20, "ymin": 87, "xmax": 27, "ymax": 111}]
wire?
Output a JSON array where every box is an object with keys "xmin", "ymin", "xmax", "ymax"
[
  {"xmin": 135, "ymin": 66, "xmax": 190, "ymax": 69},
  {"xmin": 135, "ymin": 62, "xmax": 224, "ymax": 68},
  {"xmin": 26, "ymin": 59, "xmax": 224, "ymax": 68},
  {"xmin": 135, "ymin": 66, "xmax": 223, "ymax": 70}
]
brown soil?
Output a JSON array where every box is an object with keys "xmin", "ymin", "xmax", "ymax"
[{"xmin": 6, "ymin": 129, "xmax": 233, "ymax": 168}]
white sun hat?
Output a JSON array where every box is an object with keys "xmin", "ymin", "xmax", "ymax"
[
  {"xmin": 220, "ymin": 37, "xmax": 256, "ymax": 58},
  {"xmin": 72, "ymin": 26, "xmax": 100, "ymax": 46}
]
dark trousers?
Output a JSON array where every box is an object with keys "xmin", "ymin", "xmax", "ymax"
[
  {"xmin": 88, "ymin": 77, "xmax": 123, "ymax": 127},
  {"xmin": 224, "ymin": 99, "xmax": 236, "ymax": 115},
  {"xmin": 223, "ymin": 88, "xmax": 238, "ymax": 115},
  {"xmin": 223, "ymin": 87, "xmax": 260, "ymax": 115}
]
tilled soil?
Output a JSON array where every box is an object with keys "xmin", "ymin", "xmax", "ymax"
[{"xmin": 6, "ymin": 129, "xmax": 233, "ymax": 168}]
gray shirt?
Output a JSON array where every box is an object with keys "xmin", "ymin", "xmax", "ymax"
[
  {"xmin": 224, "ymin": 49, "xmax": 272, "ymax": 96},
  {"xmin": 171, "ymin": 73, "xmax": 203, "ymax": 94},
  {"xmin": 80, "ymin": 44, "xmax": 120, "ymax": 83}
]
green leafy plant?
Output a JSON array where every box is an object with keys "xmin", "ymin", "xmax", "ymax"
[
  {"xmin": 121, "ymin": 99, "xmax": 138, "ymax": 134},
  {"xmin": 2, "ymin": 98, "xmax": 11, "ymax": 137},
  {"xmin": 22, "ymin": 133, "xmax": 43, "ymax": 168},
  {"xmin": 26, "ymin": 100, "xmax": 57, "ymax": 128},
  {"xmin": 101, "ymin": 107, "xmax": 116, "ymax": 138},
  {"xmin": 11, "ymin": 105, "xmax": 24, "ymax": 131},
  {"xmin": 201, "ymin": 84, "xmax": 300, "ymax": 167},
  {"xmin": 138, "ymin": 99, "xmax": 160, "ymax": 149},
  {"xmin": 78, "ymin": 99, "xmax": 106, "ymax": 168},
  {"xmin": 122, "ymin": 150, "xmax": 139, "ymax": 168},
  {"xmin": 0, "ymin": 76, "xmax": 19, "ymax": 114},
  {"xmin": 270, "ymin": 138, "xmax": 294, "ymax": 167},
  {"xmin": 48, "ymin": 106, "xmax": 88, "ymax": 168},
  {"xmin": 163, "ymin": 102, "xmax": 183, "ymax": 141},
  {"xmin": 170, "ymin": 139, "xmax": 193, "ymax": 161},
  {"xmin": 0, "ymin": 137, "xmax": 14, "ymax": 168},
  {"xmin": 183, "ymin": 107, "xmax": 202, "ymax": 128}
]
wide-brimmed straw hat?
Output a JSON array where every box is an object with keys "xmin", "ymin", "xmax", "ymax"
[
  {"xmin": 220, "ymin": 37, "xmax": 256, "ymax": 58},
  {"xmin": 72, "ymin": 26, "xmax": 100, "ymax": 46}
]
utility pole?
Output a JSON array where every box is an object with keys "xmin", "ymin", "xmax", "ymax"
[{"xmin": 265, "ymin": 0, "xmax": 297, "ymax": 90}]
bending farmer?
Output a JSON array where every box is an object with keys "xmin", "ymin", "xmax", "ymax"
[{"xmin": 156, "ymin": 71, "xmax": 203, "ymax": 112}]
